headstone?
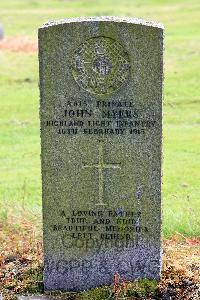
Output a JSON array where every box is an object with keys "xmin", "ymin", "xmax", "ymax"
[
  {"xmin": 0, "ymin": 23, "xmax": 4, "ymax": 40},
  {"xmin": 39, "ymin": 17, "xmax": 164, "ymax": 291}
]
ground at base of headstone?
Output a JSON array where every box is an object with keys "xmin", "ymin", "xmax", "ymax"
[{"xmin": 0, "ymin": 222, "xmax": 199, "ymax": 300}]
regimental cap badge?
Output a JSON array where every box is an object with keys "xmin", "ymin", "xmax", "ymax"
[{"xmin": 72, "ymin": 37, "xmax": 130, "ymax": 95}]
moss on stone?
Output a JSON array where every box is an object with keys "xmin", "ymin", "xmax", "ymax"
[
  {"xmin": 79, "ymin": 286, "xmax": 111, "ymax": 300},
  {"xmin": 126, "ymin": 279, "xmax": 158, "ymax": 297}
]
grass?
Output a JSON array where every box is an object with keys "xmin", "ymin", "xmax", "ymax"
[{"xmin": 0, "ymin": 0, "xmax": 200, "ymax": 238}]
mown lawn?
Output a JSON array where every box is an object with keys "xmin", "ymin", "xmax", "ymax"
[{"xmin": 0, "ymin": 0, "xmax": 199, "ymax": 238}]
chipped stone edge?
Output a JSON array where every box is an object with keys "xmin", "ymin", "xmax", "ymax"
[{"xmin": 39, "ymin": 16, "xmax": 164, "ymax": 30}]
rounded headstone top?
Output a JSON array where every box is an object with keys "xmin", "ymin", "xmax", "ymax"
[{"xmin": 39, "ymin": 16, "xmax": 164, "ymax": 30}]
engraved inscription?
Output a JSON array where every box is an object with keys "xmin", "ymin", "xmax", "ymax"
[
  {"xmin": 52, "ymin": 208, "xmax": 147, "ymax": 250},
  {"xmin": 45, "ymin": 99, "xmax": 157, "ymax": 137},
  {"xmin": 72, "ymin": 37, "xmax": 130, "ymax": 95}
]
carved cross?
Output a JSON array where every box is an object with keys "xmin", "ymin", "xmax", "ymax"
[{"xmin": 82, "ymin": 144, "xmax": 121, "ymax": 205}]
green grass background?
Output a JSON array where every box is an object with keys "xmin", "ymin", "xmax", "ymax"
[{"xmin": 0, "ymin": 0, "xmax": 199, "ymax": 238}]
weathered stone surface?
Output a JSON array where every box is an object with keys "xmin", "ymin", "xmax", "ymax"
[{"xmin": 39, "ymin": 16, "xmax": 164, "ymax": 292}]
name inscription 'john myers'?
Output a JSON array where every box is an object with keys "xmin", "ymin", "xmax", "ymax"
[{"xmin": 45, "ymin": 99, "xmax": 156, "ymax": 136}]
